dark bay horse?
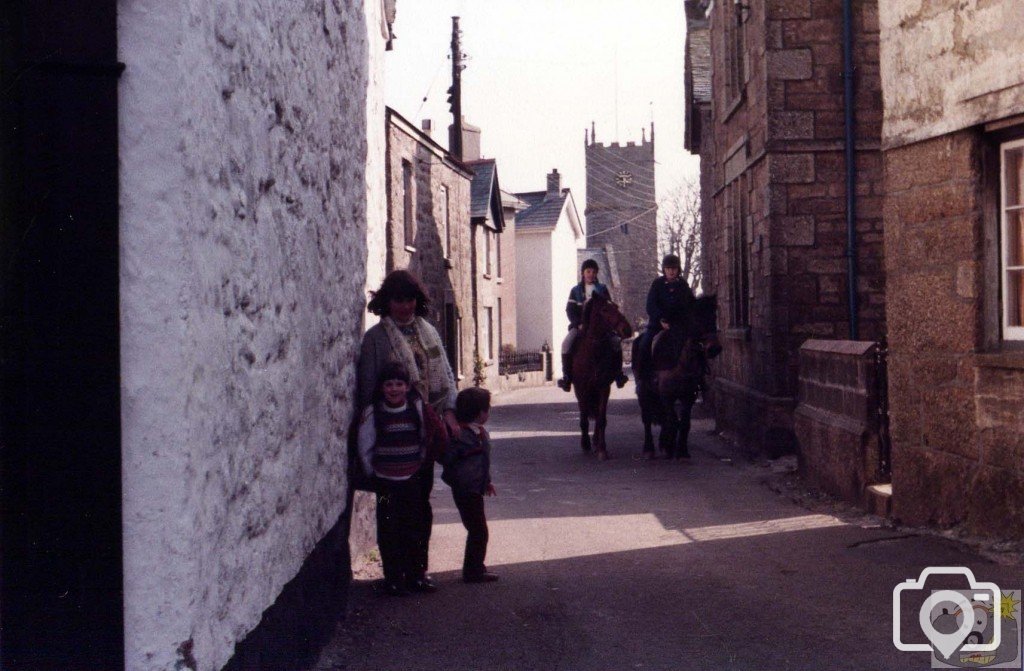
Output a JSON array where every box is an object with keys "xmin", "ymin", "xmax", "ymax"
[
  {"xmin": 632, "ymin": 295, "xmax": 720, "ymax": 459},
  {"xmin": 570, "ymin": 292, "xmax": 633, "ymax": 460}
]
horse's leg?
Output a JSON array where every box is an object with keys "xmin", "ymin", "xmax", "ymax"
[
  {"xmin": 676, "ymin": 396, "xmax": 692, "ymax": 459},
  {"xmin": 639, "ymin": 384, "xmax": 656, "ymax": 456},
  {"xmin": 659, "ymin": 398, "xmax": 677, "ymax": 459},
  {"xmin": 579, "ymin": 401, "xmax": 592, "ymax": 453},
  {"xmin": 594, "ymin": 387, "xmax": 610, "ymax": 461}
]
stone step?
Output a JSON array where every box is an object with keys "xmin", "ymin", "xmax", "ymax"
[{"xmin": 865, "ymin": 482, "xmax": 892, "ymax": 518}]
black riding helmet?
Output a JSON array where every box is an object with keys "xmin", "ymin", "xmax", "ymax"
[{"xmin": 661, "ymin": 254, "xmax": 681, "ymax": 270}]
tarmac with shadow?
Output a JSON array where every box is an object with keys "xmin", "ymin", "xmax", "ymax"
[{"xmin": 316, "ymin": 380, "xmax": 1022, "ymax": 671}]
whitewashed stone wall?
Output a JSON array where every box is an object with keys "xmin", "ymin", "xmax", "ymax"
[
  {"xmin": 880, "ymin": 0, "xmax": 1024, "ymax": 148},
  {"xmin": 118, "ymin": 1, "xmax": 386, "ymax": 669}
]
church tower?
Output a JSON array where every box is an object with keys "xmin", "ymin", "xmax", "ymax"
[{"xmin": 584, "ymin": 122, "xmax": 657, "ymax": 327}]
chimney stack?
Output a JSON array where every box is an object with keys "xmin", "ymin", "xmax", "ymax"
[
  {"xmin": 421, "ymin": 119, "xmax": 433, "ymax": 136},
  {"xmin": 546, "ymin": 169, "xmax": 561, "ymax": 197}
]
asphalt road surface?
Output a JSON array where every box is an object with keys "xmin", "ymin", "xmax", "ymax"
[{"xmin": 316, "ymin": 382, "xmax": 1022, "ymax": 671}]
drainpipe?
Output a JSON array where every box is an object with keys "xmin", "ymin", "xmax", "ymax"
[{"xmin": 842, "ymin": 0, "xmax": 859, "ymax": 340}]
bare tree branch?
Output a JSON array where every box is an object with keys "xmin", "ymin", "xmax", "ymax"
[{"xmin": 657, "ymin": 178, "xmax": 702, "ymax": 293}]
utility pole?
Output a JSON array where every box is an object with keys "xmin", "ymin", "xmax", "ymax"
[{"xmin": 448, "ymin": 16, "xmax": 464, "ymax": 160}]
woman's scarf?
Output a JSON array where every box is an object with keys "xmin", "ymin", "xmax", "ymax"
[{"xmin": 381, "ymin": 316, "xmax": 450, "ymax": 407}]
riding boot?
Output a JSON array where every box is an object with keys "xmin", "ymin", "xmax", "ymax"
[
  {"xmin": 557, "ymin": 352, "xmax": 573, "ymax": 392},
  {"xmin": 611, "ymin": 338, "xmax": 628, "ymax": 388}
]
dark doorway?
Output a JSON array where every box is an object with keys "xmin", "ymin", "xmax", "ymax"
[{"xmin": 1, "ymin": 2, "xmax": 124, "ymax": 668}]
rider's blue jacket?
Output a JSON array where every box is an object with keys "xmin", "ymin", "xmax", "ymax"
[{"xmin": 566, "ymin": 281, "xmax": 610, "ymax": 330}]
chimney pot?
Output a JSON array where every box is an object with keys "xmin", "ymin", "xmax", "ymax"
[
  {"xmin": 546, "ymin": 169, "xmax": 561, "ymax": 197},
  {"xmin": 421, "ymin": 119, "xmax": 433, "ymax": 135}
]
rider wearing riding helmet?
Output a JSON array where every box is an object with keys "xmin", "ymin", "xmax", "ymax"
[
  {"xmin": 557, "ymin": 258, "xmax": 629, "ymax": 392},
  {"xmin": 641, "ymin": 254, "xmax": 696, "ymax": 362}
]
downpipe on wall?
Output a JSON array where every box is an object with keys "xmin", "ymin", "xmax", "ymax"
[{"xmin": 843, "ymin": 0, "xmax": 860, "ymax": 340}]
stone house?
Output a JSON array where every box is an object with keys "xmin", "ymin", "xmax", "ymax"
[
  {"xmin": 879, "ymin": 1, "xmax": 1024, "ymax": 538},
  {"xmin": 0, "ymin": 1, "xmax": 393, "ymax": 668},
  {"xmin": 515, "ymin": 170, "xmax": 586, "ymax": 376},
  {"xmin": 384, "ymin": 107, "xmax": 475, "ymax": 383},
  {"xmin": 465, "ymin": 158, "xmax": 507, "ymax": 388},
  {"xmin": 688, "ymin": 0, "xmax": 885, "ymax": 455}
]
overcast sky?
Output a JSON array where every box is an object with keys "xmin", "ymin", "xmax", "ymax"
[{"xmin": 384, "ymin": 0, "xmax": 699, "ymax": 219}]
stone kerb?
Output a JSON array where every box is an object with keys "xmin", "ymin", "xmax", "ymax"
[{"xmin": 794, "ymin": 339, "xmax": 884, "ymax": 506}]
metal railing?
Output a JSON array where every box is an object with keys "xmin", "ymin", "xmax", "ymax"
[{"xmin": 498, "ymin": 349, "xmax": 545, "ymax": 376}]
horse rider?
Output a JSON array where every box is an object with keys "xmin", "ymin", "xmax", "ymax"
[
  {"xmin": 638, "ymin": 254, "xmax": 696, "ymax": 372},
  {"xmin": 557, "ymin": 259, "xmax": 629, "ymax": 392}
]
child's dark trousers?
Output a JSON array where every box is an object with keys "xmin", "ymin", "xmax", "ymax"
[{"xmin": 452, "ymin": 491, "xmax": 489, "ymax": 577}]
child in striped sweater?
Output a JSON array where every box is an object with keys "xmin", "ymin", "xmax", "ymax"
[{"xmin": 357, "ymin": 362, "xmax": 446, "ymax": 596}]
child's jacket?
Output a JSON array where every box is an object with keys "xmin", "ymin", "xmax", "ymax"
[{"xmin": 440, "ymin": 425, "xmax": 491, "ymax": 495}]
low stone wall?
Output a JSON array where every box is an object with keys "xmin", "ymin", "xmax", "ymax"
[
  {"xmin": 497, "ymin": 369, "xmax": 550, "ymax": 393},
  {"xmin": 794, "ymin": 340, "xmax": 885, "ymax": 506}
]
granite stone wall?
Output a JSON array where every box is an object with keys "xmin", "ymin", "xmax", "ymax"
[{"xmin": 884, "ymin": 129, "xmax": 1024, "ymax": 538}]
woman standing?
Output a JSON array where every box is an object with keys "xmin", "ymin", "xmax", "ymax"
[{"xmin": 356, "ymin": 269, "xmax": 459, "ymax": 594}]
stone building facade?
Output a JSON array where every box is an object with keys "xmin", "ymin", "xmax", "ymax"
[
  {"xmin": 879, "ymin": 1, "xmax": 1024, "ymax": 538},
  {"xmin": 585, "ymin": 126, "xmax": 658, "ymax": 327},
  {"xmin": 385, "ymin": 108, "xmax": 475, "ymax": 383},
  {"xmin": 691, "ymin": 0, "xmax": 885, "ymax": 455}
]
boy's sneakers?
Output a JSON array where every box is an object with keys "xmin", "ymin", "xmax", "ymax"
[{"xmin": 463, "ymin": 571, "xmax": 499, "ymax": 584}]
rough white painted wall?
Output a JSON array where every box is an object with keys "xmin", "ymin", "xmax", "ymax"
[
  {"xmin": 880, "ymin": 0, "xmax": 1024, "ymax": 148},
  {"xmin": 515, "ymin": 232, "xmax": 553, "ymax": 357},
  {"xmin": 119, "ymin": 1, "xmax": 382, "ymax": 669},
  {"xmin": 350, "ymin": 0, "xmax": 388, "ymax": 575}
]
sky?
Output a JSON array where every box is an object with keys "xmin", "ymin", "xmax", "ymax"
[{"xmin": 384, "ymin": 0, "xmax": 699, "ymax": 221}]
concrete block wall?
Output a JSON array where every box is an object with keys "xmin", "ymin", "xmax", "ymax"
[
  {"xmin": 794, "ymin": 340, "xmax": 884, "ymax": 505},
  {"xmin": 118, "ymin": 1, "xmax": 385, "ymax": 668}
]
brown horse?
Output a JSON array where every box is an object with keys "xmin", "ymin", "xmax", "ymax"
[
  {"xmin": 570, "ymin": 292, "xmax": 633, "ymax": 460},
  {"xmin": 633, "ymin": 295, "xmax": 720, "ymax": 459}
]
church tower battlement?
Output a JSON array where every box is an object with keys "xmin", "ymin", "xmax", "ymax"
[{"xmin": 584, "ymin": 122, "xmax": 658, "ymax": 327}]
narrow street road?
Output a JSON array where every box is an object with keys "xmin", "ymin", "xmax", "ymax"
[{"xmin": 317, "ymin": 382, "xmax": 1020, "ymax": 671}]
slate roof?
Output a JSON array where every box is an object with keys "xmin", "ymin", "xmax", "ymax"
[
  {"xmin": 465, "ymin": 159, "xmax": 496, "ymax": 220},
  {"xmin": 514, "ymin": 190, "xmax": 567, "ymax": 231}
]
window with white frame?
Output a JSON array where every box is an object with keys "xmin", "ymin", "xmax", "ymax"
[
  {"xmin": 1001, "ymin": 138, "xmax": 1024, "ymax": 340},
  {"xmin": 484, "ymin": 307, "xmax": 494, "ymax": 360},
  {"xmin": 439, "ymin": 185, "xmax": 450, "ymax": 259},
  {"xmin": 484, "ymin": 228, "xmax": 493, "ymax": 276}
]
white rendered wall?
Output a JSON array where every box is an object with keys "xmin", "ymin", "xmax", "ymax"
[
  {"xmin": 119, "ymin": 1, "xmax": 382, "ymax": 669},
  {"xmin": 880, "ymin": 0, "xmax": 1024, "ymax": 148},
  {"xmin": 515, "ymin": 231, "xmax": 554, "ymax": 362}
]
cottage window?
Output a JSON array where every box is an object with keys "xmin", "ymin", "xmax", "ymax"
[
  {"xmin": 496, "ymin": 230, "xmax": 502, "ymax": 277},
  {"xmin": 1001, "ymin": 138, "xmax": 1024, "ymax": 340},
  {"xmin": 439, "ymin": 185, "xmax": 450, "ymax": 259},
  {"xmin": 482, "ymin": 307, "xmax": 493, "ymax": 361},
  {"xmin": 724, "ymin": 0, "xmax": 747, "ymax": 103},
  {"xmin": 484, "ymin": 228, "xmax": 493, "ymax": 276},
  {"xmin": 402, "ymin": 160, "xmax": 415, "ymax": 248}
]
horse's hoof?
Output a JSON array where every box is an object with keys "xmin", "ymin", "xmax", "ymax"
[
  {"xmin": 676, "ymin": 452, "xmax": 690, "ymax": 460},
  {"xmin": 642, "ymin": 451, "xmax": 656, "ymax": 461},
  {"xmin": 597, "ymin": 451, "xmax": 609, "ymax": 461}
]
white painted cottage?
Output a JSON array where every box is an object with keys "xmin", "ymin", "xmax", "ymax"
[{"xmin": 514, "ymin": 169, "xmax": 585, "ymax": 376}]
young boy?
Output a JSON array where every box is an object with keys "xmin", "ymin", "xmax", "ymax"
[
  {"xmin": 357, "ymin": 361, "xmax": 446, "ymax": 596},
  {"xmin": 440, "ymin": 387, "xmax": 499, "ymax": 583}
]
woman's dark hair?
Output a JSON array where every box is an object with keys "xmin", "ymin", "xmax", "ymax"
[
  {"xmin": 580, "ymin": 258, "xmax": 599, "ymax": 274},
  {"xmin": 367, "ymin": 269, "xmax": 431, "ymax": 317},
  {"xmin": 455, "ymin": 387, "xmax": 491, "ymax": 423}
]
